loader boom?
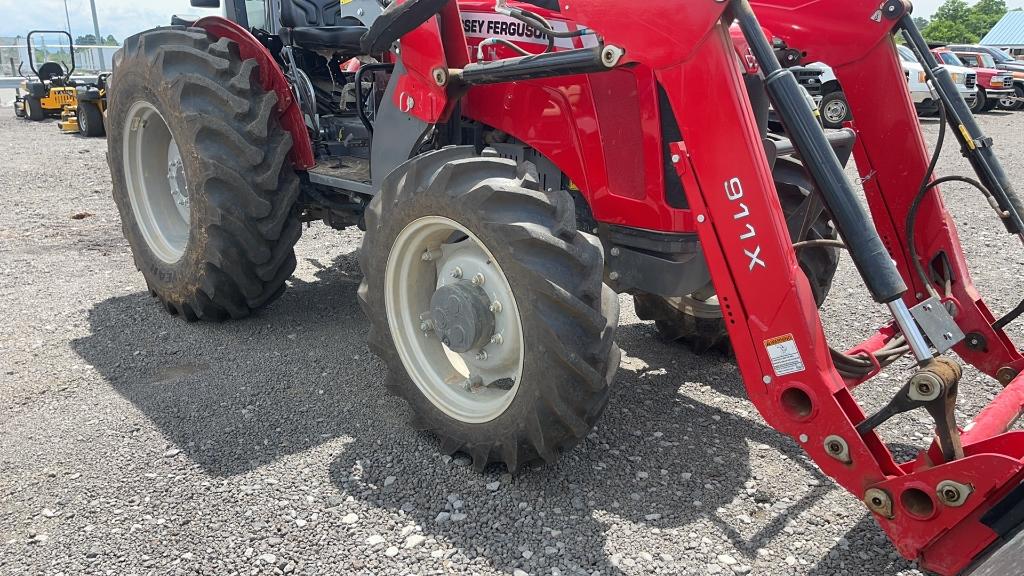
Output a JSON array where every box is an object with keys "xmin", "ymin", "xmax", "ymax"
[{"xmin": 385, "ymin": 0, "xmax": 1024, "ymax": 572}]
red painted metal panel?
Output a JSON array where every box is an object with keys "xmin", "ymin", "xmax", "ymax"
[{"xmin": 194, "ymin": 16, "xmax": 316, "ymax": 170}]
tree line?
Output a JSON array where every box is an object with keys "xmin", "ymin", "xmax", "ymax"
[{"xmin": 918, "ymin": 0, "xmax": 1019, "ymax": 44}]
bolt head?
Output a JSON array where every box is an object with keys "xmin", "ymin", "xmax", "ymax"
[
  {"xmin": 489, "ymin": 301, "xmax": 502, "ymax": 313},
  {"xmin": 608, "ymin": 271, "xmax": 620, "ymax": 281},
  {"xmin": 476, "ymin": 350, "xmax": 488, "ymax": 361},
  {"xmin": 450, "ymin": 267, "xmax": 463, "ymax": 279},
  {"xmin": 490, "ymin": 334, "xmax": 503, "ymax": 345},
  {"xmin": 671, "ymin": 154, "xmax": 681, "ymax": 164},
  {"xmin": 471, "ymin": 273, "xmax": 485, "ymax": 286},
  {"xmin": 610, "ymin": 247, "xmax": 621, "ymax": 257}
]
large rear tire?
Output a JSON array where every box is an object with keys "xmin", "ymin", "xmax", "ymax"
[
  {"xmin": 78, "ymin": 101, "xmax": 105, "ymax": 137},
  {"xmin": 108, "ymin": 27, "xmax": 301, "ymax": 321},
  {"xmin": 635, "ymin": 159, "xmax": 840, "ymax": 353},
  {"xmin": 359, "ymin": 147, "xmax": 620, "ymax": 472}
]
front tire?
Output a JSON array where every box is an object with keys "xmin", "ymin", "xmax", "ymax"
[
  {"xmin": 635, "ymin": 158, "xmax": 840, "ymax": 352},
  {"xmin": 1001, "ymin": 84, "xmax": 1024, "ymax": 111},
  {"xmin": 359, "ymin": 147, "xmax": 620, "ymax": 472},
  {"xmin": 108, "ymin": 27, "xmax": 301, "ymax": 321},
  {"xmin": 26, "ymin": 96, "xmax": 45, "ymax": 121},
  {"xmin": 819, "ymin": 91, "xmax": 851, "ymax": 129},
  {"xmin": 972, "ymin": 88, "xmax": 988, "ymax": 114}
]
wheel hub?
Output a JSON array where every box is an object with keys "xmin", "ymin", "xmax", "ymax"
[
  {"xmin": 167, "ymin": 143, "xmax": 189, "ymax": 221},
  {"xmin": 428, "ymin": 280, "xmax": 495, "ymax": 353},
  {"xmin": 384, "ymin": 216, "xmax": 525, "ymax": 423}
]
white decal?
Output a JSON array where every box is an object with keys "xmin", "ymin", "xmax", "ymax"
[
  {"xmin": 764, "ymin": 334, "xmax": 806, "ymax": 376},
  {"xmin": 724, "ymin": 177, "xmax": 766, "ymax": 271},
  {"xmin": 460, "ymin": 11, "xmax": 598, "ymax": 50}
]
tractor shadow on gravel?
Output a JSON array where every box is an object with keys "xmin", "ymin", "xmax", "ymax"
[
  {"xmin": 326, "ymin": 320, "xmax": 914, "ymax": 575},
  {"xmin": 70, "ymin": 248, "xmax": 371, "ymax": 476},
  {"xmin": 70, "ymin": 250, "xmax": 911, "ymax": 575}
]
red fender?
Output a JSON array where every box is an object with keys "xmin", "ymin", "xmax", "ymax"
[{"xmin": 194, "ymin": 16, "xmax": 316, "ymax": 170}]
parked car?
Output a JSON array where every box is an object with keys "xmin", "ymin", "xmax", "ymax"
[
  {"xmin": 897, "ymin": 45, "xmax": 977, "ymax": 115},
  {"xmin": 952, "ymin": 49, "xmax": 1019, "ymax": 110},
  {"xmin": 947, "ymin": 43, "xmax": 1024, "ymax": 110}
]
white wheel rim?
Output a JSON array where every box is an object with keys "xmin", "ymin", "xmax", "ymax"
[
  {"xmin": 384, "ymin": 216, "xmax": 525, "ymax": 424},
  {"xmin": 123, "ymin": 101, "xmax": 190, "ymax": 264}
]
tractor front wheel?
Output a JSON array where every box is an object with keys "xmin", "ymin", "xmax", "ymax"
[
  {"xmin": 359, "ymin": 147, "xmax": 620, "ymax": 472},
  {"xmin": 78, "ymin": 102, "xmax": 105, "ymax": 137},
  {"xmin": 635, "ymin": 159, "xmax": 840, "ymax": 353},
  {"xmin": 25, "ymin": 97, "xmax": 45, "ymax": 121},
  {"xmin": 108, "ymin": 27, "xmax": 301, "ymax": 321}
]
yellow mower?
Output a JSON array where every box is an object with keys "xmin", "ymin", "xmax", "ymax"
[
  {"xmin": 14, "ymin": 30, "xmax": 106, "ymax": 137},
  {"xmin": 57, "ymin": 74, "xmax": 108, "ymax": 138}
]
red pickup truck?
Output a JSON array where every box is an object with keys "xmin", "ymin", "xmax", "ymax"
[{"xmin": 934, "ymin": 47, "xmax": 1015, "ymax": 112}]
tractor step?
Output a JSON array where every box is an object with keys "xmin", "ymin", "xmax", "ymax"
[{"xmin": 308, "ymin": 156, "xmax": 372, "ymax": 195}]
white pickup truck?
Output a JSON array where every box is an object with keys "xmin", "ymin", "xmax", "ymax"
[
  {"xmin": 896, "ymin": 44, "xmax": 977, "ymax": 114},
  {"xmin": 797, "ymin": 45, "xmax": 977, "ymax": 128}
]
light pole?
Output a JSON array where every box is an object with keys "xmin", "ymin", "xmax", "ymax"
[
  {"xmin": 88, "ymin": 0, "xmax": 105, "ymax": 70},
  {"xmin": 63, "ymin": 0, "xmax": 74, "ymax": 38}
]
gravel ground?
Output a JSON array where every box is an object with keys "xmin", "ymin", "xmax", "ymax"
[{"xmin": 1, "ymin": 105, "xmax": 1023, "ymax": 576}]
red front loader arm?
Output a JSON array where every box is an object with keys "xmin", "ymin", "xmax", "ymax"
[{"xmin": 388, "ymin": 0, "xmax": 1024, "ymax": 572}]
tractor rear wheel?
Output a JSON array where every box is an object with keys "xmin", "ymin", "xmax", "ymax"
[
  {"xmin": 359, "ymin": 147, "xmax": 620, "ymax": 472},
  {"xmin": 26, "ymin": 97, "xmax": 45, "ymax": 121},
  {"xmin": 78, "ymin": 101, "xmax": 105, "ymax": 137},
  {"xmin": 108, "ymin": 27, "xmax": 301, "ymax": 321},
  {"xmin": 634, "ymin": 160, "xmax": 840, "ymax": 352}
]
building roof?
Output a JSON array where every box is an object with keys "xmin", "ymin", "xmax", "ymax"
[{"xmin": 982, "ymin": 11, "xmax": 1024, "ymax": 47}]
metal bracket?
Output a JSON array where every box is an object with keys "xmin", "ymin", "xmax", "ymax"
[{"xmin": 910, "ymin": 296, "xmax": 965, "ymax": 354}]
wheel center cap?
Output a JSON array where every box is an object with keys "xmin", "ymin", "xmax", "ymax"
[
  {"xmin": 429, "ymin": 280, "xmax": 495, "ymax": 353},
  {"xmin": 168, "ymin": 159, "xmax": 188, "ymax": 206}
]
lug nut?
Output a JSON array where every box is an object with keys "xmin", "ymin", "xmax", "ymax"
[
  {"xmin": 450, "ymin": 267, "xmax": 463, "ymax": 279},
  {"xmin": 489, "ymin": 301, "xmax": 502, "ymax": 313},
  {"xmin": 472, "ymin": 273, "xmax": 485, "ymax": 286},
  {"xmin": 420, "ymin": 320, "xmax": 434, "ymax": 332},
  {"xmin": 463, "ymin": 375, "xmax": 484, "ymax": 392},
  {"xmin": 476, "ymin": 350, "xmax": 488, "ymax": 361},
  {"xmin": 490, "ymin": 334, "xmax": 503, "ymax": 346}
]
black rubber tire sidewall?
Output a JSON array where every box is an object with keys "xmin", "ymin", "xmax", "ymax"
[
  {"xmin": 972, "ymin": 88, "xmax": 987, "ymax": 114},
  {"xmin": 79, "ymin": 101, "xmax": 105, "ymax": 137},
  {"xmin": 820, "ymin": 91, "xmax": 851, "ymax": 130},
  {"xmin": 360, "ymin": 148, "xmax": 620, "ymax": 471},
  {"xmin": 26, "ymin": 97, "xmax": 45, "ymax": 121},
  {"xmin": 107, "ymin": 27, "xmax": 301, "ymax": 321}
]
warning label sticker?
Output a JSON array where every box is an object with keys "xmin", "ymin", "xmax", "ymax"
[{"xmin": 764, "ymin": 334, "xmax": 805, "ymax": 376}]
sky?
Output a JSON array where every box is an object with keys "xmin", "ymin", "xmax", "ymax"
[{"xmin": 3, "ymin": 0, "xmax": 1024, "ymax": 44}]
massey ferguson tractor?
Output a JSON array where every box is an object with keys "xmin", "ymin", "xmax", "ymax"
[{"xmin": 106, "ymin": 0, "xmax": 1024, "ymax": 572}]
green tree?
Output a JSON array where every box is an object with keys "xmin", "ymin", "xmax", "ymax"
[
  {"xmin": 913, "ymin": 16, "xmax": 931, "ymax": 30},
  {"xmin": 923, "ymin": 0, "xmax": 1007, "ymax": 43},
  {"xmin": 967, "ymin": 0, "xmax": 1007, "ymax": 39},
  {"xmin": 934, "ymin": 0, "xmax": 972, "ymax": 21},
  {"xmin": 925, "ymin": 19, "xmax": 979, "ymax": 43}
]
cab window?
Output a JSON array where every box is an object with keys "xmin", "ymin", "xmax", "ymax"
[{"xmin": 246, "ymin": 0, "xmax": 268, "ymax": 30}]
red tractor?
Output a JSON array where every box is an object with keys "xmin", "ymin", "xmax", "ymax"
[{"xmin": 106, "ymin": 0, "xmax": 1024, "ymax": 573}]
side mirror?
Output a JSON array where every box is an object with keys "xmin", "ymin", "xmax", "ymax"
[{"xmin": 190, "ymin": 0, "xmax": 220, "ymax": 7}]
